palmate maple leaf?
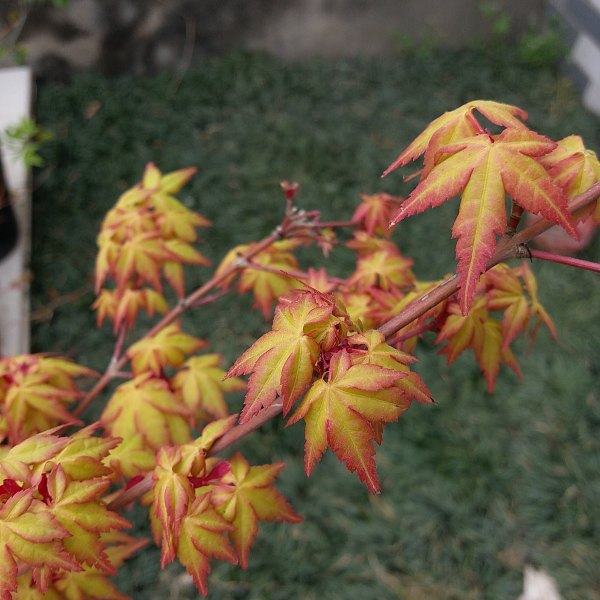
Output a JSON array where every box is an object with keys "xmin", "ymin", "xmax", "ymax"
[
  {"xmin": 238, "ymin": 240, "xmax": 303, "ymax": 319},
  {"xmin": 540, "ymin": 135, "xmax": 600, "ymax": 220},
  {"xmin": 287, "ymin": 349, "xmax": 409, "ymax": 493},
  {"xmin": 94, "ymin": 287, "xmax": 168, "ymax": 332},
  {"xmin": 347, "ymin": 246, "xmax": 415, "ymax": 292},
  {"xmin": 212, "ymin": 452, "xmax": 301, "ymax": 569},
  {"xmin": 23, "ymin": 532, "xmax": 148, "ymax": 600},
  {"xmin": 141, "ymin": 163, "xmax": 197, "ymax": 196},
  {"xmin": 0, "ymin": 429, "xmax": 144, "ymax": 599},
  {"xmin": 176, "ymin": 493, "xmax": 237, "ymax": 597},
  {"xmin": 101, "ymin": 373, "xmax": 191, "ymax": 451},
  {"xmin": 389, "ymin": 128, "xmax": 578, "ymax": 312},
  {"xmin": 0, "ymin": 489, "xmax": 81, "ymax": 599},
  {"xmin": 95, "ymin": 163, "xmax": 211, "ymax": 307},
  {"xmin": 382, "ymin": 99, "xmax": 529, "ymax": 177},
  {"xmin": 352, "ymin": 193, "xmax": 403, "ymax": 237},
  {"xmin": 485, "ymin": 268, "xmax": 528, "ymax": 350},
  {"xmin": 437, "ymin": 262, "xmax": 557, "ymax": 382},
  {"xmin": 514, "ymin": 261, "xmax": 557, "ymax": 344},
  {"xmin": 348, "ymin": 330, "xmax": 433, "ymax": 404},
  {"xmin": 150, "ymin": 445, "xmax": 200, "ymax": 566},
  {"xmin": 436, "ymin": 297, "xmax": 522, "ymax": 392},
  {"xmin": 172, "ymin": 355, "xmax": 245, "ymax": 422},
  {"xmin": 45, "ymin": 465, "xmax": 131, "ymax": 574},
  {"xmin": 214, "ymin": 241, "xmax": 303, "ymax": 318},
  {"xmin": 151, "ymin": 191, "xmax": 211, "ymax": 243},
  {"xmin": 112, "ymin": 233, "xmax": 174, "ymax": 292},
  {"xmin": 147, "ymin": 439, "xmax": 247, "ymax": 597},
  {"xmin": 127, "ymin": 323, "xmax": 207, "ymax": 376},
  {"xmin": 104, "ymin": 433, "xmax": 156, "ymax": 480},
  {"xmin": 162, "ymin": 239, "xmax": 211, "ymax": 298},
  {"xmin": 0, "ymin": 355, "xmax": 94, "ymax": 444},
  {"xmin": 227, "ymin": 292, "xmax": 336, "ymax": 422}
]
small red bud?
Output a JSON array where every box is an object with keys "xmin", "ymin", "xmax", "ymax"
[{"xmin": 280, "ymin": 181, "xmax": 299, "ymax": 201}]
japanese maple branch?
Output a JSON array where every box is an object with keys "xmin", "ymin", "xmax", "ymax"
[
  {"xmin": 378, "ymin": 181, "xmax": 600, "ymax": 339},
  {"xmin": 105, "ymin": 183, "xmax": 600, "ymax": 511},
  {"xmin": 210, "ymin": 402, "xmax": 284, "ymax": 455},
  {"xmin": 207, "ymin": 181, "xmax": 600, "ymax": 487}
]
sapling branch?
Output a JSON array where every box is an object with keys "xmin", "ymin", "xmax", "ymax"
[
  {"xmin": 106, "ymin": 184, "xmax": 600, "ymax": 506},
  {"xmin": 386, "ymin": 319, "xmax": 439, "ymax": 347},
  {"xmin": 210, "ymin": 402, "xmax": 284, "ymax": 455}
]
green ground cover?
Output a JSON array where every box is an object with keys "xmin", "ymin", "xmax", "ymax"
[{"xmin": 32, "ymin": 46, "xmax": 600, "ymax": 599}]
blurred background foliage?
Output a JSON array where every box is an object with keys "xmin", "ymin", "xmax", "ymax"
[{"xmin": 31, "ymin": 40, "xmax": 600, "ymax": 599}]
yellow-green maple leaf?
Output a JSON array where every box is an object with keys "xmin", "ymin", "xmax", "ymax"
[
  {"xmin": 172, "ymin": 355, "xmax": 245, "ymax": 422},
  {"xmin": 227, "ymin": 292, "xmax": 335, "ymax": 422},
  {"xmin": 0, "ymin": 489, "xmax": 80, "ymax": 599},
  {"xmin": 212, "ymin": 452, "xmax": 301, "ymax": 568},
  {"xmin": 45, "ymin": 465, "xmax": 130, "ymax": 574},
  {"xmin": 176, "ymin": 493, "xmax": 237, "ymax": 597},
  {"xmin": 287, "ymin": 349, "xmax": 408, "ymax": 493},
  {"xmin": 101, "ymin": 373, "xmax": 191, "ymax": 451},
  {"xmin": 238, "ymin": 241, "xmax": 303, "ymax": 319},
  {"xmin": 127, "ymin": 323, "xmax": 206, "ymax": 376}
]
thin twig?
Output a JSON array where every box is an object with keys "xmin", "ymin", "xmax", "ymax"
[
  {"xmin": 530, "ymin": 249, "xmax": 600, "ymax": 273},
  {"xmin": 210, "ymin": 403, "xmax": 284, "ymax": 456}
]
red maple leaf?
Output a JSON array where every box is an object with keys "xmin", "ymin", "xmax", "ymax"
[{"xmin": 389, "ymin": 128, "xmax": 577, "ymax": 312}]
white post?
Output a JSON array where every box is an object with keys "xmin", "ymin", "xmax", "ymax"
[{"xmin": 0, "ymin": 67, "xmax": 33, "ymax": 356}]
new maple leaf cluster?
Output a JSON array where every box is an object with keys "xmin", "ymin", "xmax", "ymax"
[{"xmin": 1, "ymin": 100, "xmax": 598, "ymax": 598}]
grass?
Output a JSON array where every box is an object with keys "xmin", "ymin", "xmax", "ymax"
[{"xmin": 31, "ymin": 45, "xmax": 600, "ymax": 599}]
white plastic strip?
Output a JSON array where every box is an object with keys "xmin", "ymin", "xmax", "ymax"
[{"xmin": 0, "ymin": 67, "xmax": 33, "ymax": 356}]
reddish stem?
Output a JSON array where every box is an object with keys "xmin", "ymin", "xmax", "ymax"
[
  {"xmin": 529, "ymin": 249, "xmax": 600, "ymax": 273},
  {"xmin": 386, "ymin": 320, "xmax": 437, "ymax": 346},
  {"xmin": 210, "ymin": 403, "xmax": 283, "ymax": 456},
  {"xmin": 506, "ymin": 201, "xmax": 524, "ymax": 235},
  {"xmin": 244, "ymin": 261, "xmax": 346, "ymax": 285},
  {"xmin": 110, "ymin": 326, "xmax": 127, "ymax": 366}
]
